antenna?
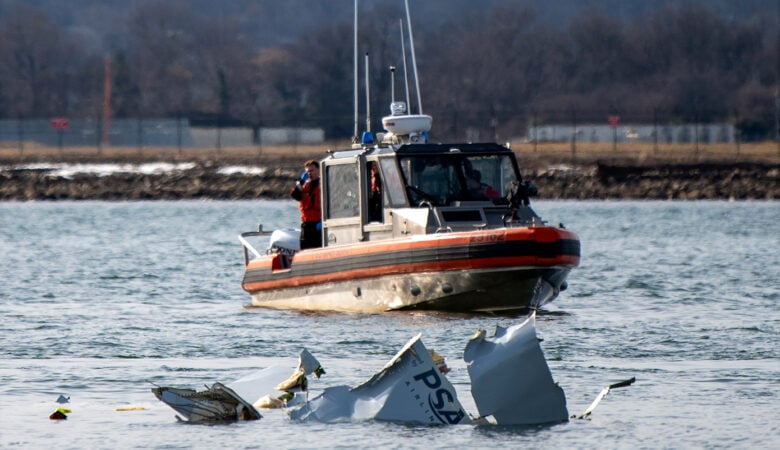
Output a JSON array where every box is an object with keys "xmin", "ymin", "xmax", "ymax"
[
  {"xmin": 390, "ymin": 66, "xmax": 396, "ymax": 103},
  {"xmin": 353, "ymin": 0, "xmax": 359, "ymax": 142},
  {"xmin": 365, "ymin": 52, "xmax": 371, "ymax": 133},
  {"xmin": 404, "ymin": 0, "xmax": 423, "ymax": 114},
  {"xmin": 399, "ymin": 19, "xmax": 411, "ymax": 110}
]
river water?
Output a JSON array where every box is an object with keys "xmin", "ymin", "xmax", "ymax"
[{"xmin": 1, "ymin": 200, "xmax": 777, "ymax": 448}]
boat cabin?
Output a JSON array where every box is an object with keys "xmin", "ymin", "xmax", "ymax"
[{"xmin": 320, "ymin": 142, "xmax": 540, "ymax": 247}]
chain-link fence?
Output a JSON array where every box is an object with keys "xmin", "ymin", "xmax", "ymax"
[
  {"xmin": 0, "ymin": 118, "xmax": 325, "ymax": 155},
  {"xmin": 1, "ymin": 115, "xmax": 777, "ymax": 163}
]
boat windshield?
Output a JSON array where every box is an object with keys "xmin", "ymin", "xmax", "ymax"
[{"xmin": 398, "ymin": 154, "xmax": 519, "ymax": 206}]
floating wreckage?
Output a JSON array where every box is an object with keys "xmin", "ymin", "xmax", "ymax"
[
  {"xmin": 289, "ymin": 333, "xmax": 471, "ymax": 425},
  {"xmin": 464, "ymin": 317, "xmax": 568, "ymax": 425},
  {"xmin": 49, "ymin": 394, "xmax": 72, "ymax": 420},
  {"xmin": 151, "ymin": 349, "xmax": 325, "ymax": 422},
  {"xmin": 151, "ymin": 382, "xmax": 261, "ymax": 422},
  {"xmin": 228, "ymin": 348, "xmax": 326, "ymax": 412},
  {"xmin": 153, "ymin": 313, "xmax": 632, "ymax": 426},
  {"xmin": 573, "ymin": 377, "xmax": 636, "ymax": 420}
]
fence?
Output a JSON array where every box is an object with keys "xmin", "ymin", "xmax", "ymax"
[
  {"xmin": 0, "ymin": 118, "xmax": 325, "ymax": 153},
  {"xmin": 0, "ymin": 116, "xmax": 776, "ymax": 163},
  {"xmin": 525, "ymin": 123, "xmax": 736, "ymax": 145}
]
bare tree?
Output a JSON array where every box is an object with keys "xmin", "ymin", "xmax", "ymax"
[
  {"xmin": 0, "ymin": 5, "xmax": 82, "ymax": 117},
  {"xmin": 0, "ymin": 0, "xmax": 776, "ymax": 140},
  {"xmin": 125, "ymin": 1, "xmax": 201, "ymax": 117},
  {"xmin": 195, "ymin": 16, "xmax": 256, "ymax": 124}
]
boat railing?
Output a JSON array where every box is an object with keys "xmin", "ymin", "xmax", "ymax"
[{"xmin": 239, "ymin": 225, "xmax": 273, "ymax": 265}]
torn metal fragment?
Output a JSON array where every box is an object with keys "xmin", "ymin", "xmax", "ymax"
[
  {"xmin": 574, "ymin": 377, "xmax": 636, "ymax": 419},
  {"xmin": 428, "ymin": 349, "xmax": 450, "ymax": 374},
  {"xmin": 151, "ymin": 382, "xmax": 261, "ymax": 422},
  {"xmin": 463, "ymin": 311, "xmax": 568, "ymax": 425},
  {"xmin": 290, "ymin": 334, "xmax": 471, "ymax": 425}
]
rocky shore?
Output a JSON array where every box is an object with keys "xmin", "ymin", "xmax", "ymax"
[
  {"xmin": 530, "ymin": 162, "xmax": 778, "ymax": 200},
  {"xmin": 0, "ymin": 161, "xmax": 777, "ymax": 201}
]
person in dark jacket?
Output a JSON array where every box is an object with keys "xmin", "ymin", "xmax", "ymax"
[
  {"xmin": 367, "ymin": 161, "xmax": 383, "ymax": 222},
  {"xmin": 465, "ymin": 169, "xmax": 500, "ymax": 200},
  {"xmin": 290, "ymin": 160, "xmax": 322, "ymax": 249}
]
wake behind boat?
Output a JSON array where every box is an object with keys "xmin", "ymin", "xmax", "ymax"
[{"xmin": 238, "ymin": 0, "xmax": 580, "ymax": 313}]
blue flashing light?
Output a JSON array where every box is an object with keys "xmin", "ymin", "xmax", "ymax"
[{"xmin": 361, "ymin": 131, "xmax": 374, "ymax": 145}]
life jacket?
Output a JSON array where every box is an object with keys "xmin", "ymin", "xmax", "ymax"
[{"xmin": 297, "ymin": 178, "xmax": 321, "ymax": 223}]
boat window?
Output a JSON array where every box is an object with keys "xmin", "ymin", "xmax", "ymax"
[
  {"xmin": 461, "ymin": 155, "xmax": 517, "ymax": 200},
  {"xmin": 379, "ymin": 158, "xmax": 406, "ymax": 207},
  {"xmin": 398, "ymin": 156, "xmax": 459, "ymax": 206},
  {"xmin": 326, "ymin": 163, "xmax": 360, "ymax": 219},
  {"xmin": 398, "ymin": 154, "xmax": 519, "ymax": 205}
]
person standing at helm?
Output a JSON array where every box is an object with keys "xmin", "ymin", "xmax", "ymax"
[
  {"xmin": 367, "ymin": 161, "xmax": 383, "ymax": 222},
  {"xmin": 465, "ymin": 169, "xmax": 500, "ymax": 200},
  {"xmin": 290, "ymin": 160, "xmax": 322, "ymax": 249}
]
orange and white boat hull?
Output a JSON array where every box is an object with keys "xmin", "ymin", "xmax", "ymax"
[{"xmin": 242, "ymin": 227, "xmax": 579, "ymax": 313}]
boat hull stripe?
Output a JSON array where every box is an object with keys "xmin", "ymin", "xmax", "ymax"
[{"xmin": 243, "ymin": 238, "xmax": 580, "ymax": 292}]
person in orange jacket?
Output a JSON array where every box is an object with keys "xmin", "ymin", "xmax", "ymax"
[{"xmin": 290, "ymin": 159, "xmax": 322, "ymax": 249}]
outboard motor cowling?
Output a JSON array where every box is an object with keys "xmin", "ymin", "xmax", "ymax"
[{"xmin": 268, "ymin": 229, "xmax": 301, "ymax": 255}]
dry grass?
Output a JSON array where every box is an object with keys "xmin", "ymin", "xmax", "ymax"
[{"xmin": 1, "ymin": 140, "xmax": 778, "ymax": 166}]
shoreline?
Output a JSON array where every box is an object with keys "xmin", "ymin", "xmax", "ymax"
[
  {"xmin": 1, "ymin": 143, "xmax": 778, "ymax": 200},
  {"xmin": 1, "ymin": 160, "xmax": 776, "ymax": 201}
]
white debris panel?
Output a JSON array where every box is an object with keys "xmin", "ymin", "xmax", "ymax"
[
  {"xmin": 290, "ymin": 333, "xmax": 470, "ymax": 425},
  {"xmin": 464, "ymin": 312, "xmax": 568, "ymax": 425}
]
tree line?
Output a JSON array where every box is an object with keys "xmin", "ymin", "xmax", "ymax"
[{"xmin": 0, "ymin": 1, "xmax": 777, "ymax": 142}]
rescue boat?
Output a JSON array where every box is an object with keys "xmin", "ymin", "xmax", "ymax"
[{"xmin": 238, "ymin": 0, "xmax": 580, "ymax": 314}]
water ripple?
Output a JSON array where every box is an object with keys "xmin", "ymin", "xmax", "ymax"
[{"xmin": 0, "ymin": 201, "xmax": 778, "ymax": 448}]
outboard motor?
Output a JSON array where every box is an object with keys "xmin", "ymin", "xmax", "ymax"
[{"xmin": 267, "ymin": 229, "xmax": 301, "ymax": 255}]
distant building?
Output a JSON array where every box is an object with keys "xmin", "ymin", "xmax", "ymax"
[
  {"xmin": 523, "ymin": 123, "xmax": 736, "ymax": 144},
  {"xmin": 190, "ymin": 127, "xmax": 324, "ymax": 147}
]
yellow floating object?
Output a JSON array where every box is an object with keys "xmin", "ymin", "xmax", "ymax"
[
  {"xmin": 49, "ymin": 409, "xmax": 68, "ymax": 420},
  {"xmin": 275, "ymin": 369, "xmax": 306, "ymax": 391},
  {"xmin": 115, "ymin": 406, "xmax": 147, "ymax": 411},
  {"xmin": 254, "ymin": 395, "xmax": 284, "ymax": 409}
]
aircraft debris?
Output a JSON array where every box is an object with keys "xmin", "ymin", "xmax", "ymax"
[
  {"xmin": 574, "ymin": 377, "xmax": 636, "ymax": 419},
  {"xmin": 150, "ymin": 313, "xmax": 634, "ymax": 426},
  {"xmin": 151, "ymin": 382, "xmax": 261, "ymax": 422},
  {"xmin": 289, "ymin": 333, "xmax": 470, "ymax": 425},
  {"xmin": 464, "ymin": 312, "xmax": 569, "ymax": 425}
]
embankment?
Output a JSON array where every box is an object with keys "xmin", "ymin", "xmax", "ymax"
[{"xmin": 0, "ymin": 161, "xmax": 776, "ymax": 201}]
